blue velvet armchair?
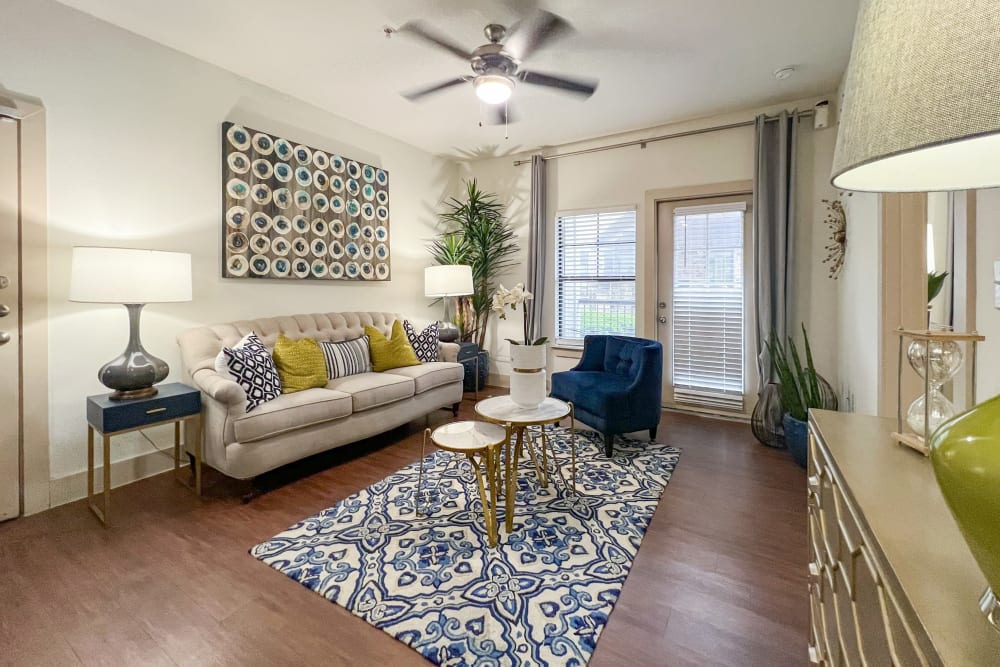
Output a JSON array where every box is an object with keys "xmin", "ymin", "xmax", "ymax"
[{"xmin": 550, "ymin": 335, "xmax": 663, "ymax": 457}]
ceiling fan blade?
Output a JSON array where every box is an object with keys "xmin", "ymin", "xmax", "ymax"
[
  {"xmin": 397, "ymin": 21, "xmax": 473, "ymax": 61},
  {"xmin": 485, "ymin": 102, "xmax": 517, "ymax": 126},
  {"xmin": 402, "ymin": 76, "xmax": 471, "ymax": 102},
  {"xmin": 517, "ymin": 70, "xmax": 597, "ymax": 98},
  {"xmin": 504, "ymin": 10, "xmax": 573, "ymax": 61}
]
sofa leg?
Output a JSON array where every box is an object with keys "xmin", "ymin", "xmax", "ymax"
[
  {"xmin": 241, "ymin": 479, "xmax": 265, "ymax": 504},
  {"xmin": 649, "ymin": 427, "xmax": 657, "ymax": 441},
  {"xmin": 451, "ymin": 402, "xmax": 460, "ymax": 417},
  {"xmin": 604, "ymin": 434, "xmax": 614, "ymax": 457}
]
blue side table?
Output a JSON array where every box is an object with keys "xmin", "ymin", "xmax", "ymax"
[{"xmin": 86, "ymin": 382, "xmax": 202, "ymax": 526}]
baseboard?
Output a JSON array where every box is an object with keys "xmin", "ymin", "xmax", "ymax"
[
  {"xmin": 488, "ymin": 373, "xmax": 510, "ymax": 388},
  {"xmin": 48, "ymin": 448, "xmax": 186, "ymax": 509}
]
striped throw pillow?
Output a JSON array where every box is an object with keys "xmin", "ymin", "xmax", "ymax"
[{"xmin": 320, "ymin": 336, "xmax": 372, "ymax": 379}]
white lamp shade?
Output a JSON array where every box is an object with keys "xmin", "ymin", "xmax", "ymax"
[
  {"xmin": 70, "ymin": 247, "xmax": 192, "ymax": 303},
  {"xmin": 425, "ymin": 264, "xmax": 473, "ymax": 297},
  {"xmin": 832, "ymin": 0, "xmax": 1000, "ymax": 192}
]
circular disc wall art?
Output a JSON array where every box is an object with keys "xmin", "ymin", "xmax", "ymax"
[{"xmin": 221, "ymin": 121, "xmax": 390, "ymax": 281}]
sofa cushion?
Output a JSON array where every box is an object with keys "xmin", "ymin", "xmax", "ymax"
[
  {"xmin": 550, "ymin": 370, "xmax": 633, "ymax": 418},
  {"xmin": 384, "ymin": 362, "xmax": 463, "ymax": 394},
  {"xmin": 233, "ymin": 387, "xmax": 352, "ymax": 443},
  {"xmin": 326, "ymin": 372, "xmax": 415, "ymax": 412},
  {"xmin": 603, "ymin": 336, "xmax": 644, "ymax": 378}
]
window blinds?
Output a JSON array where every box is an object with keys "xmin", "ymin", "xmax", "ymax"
[
  {"xmin": 555, "ymin": 208, "xmax": 637, "ymax": 346},
  {"xmin": 671, "ymin": 202, "xmax": 746, "ymax": 411}
]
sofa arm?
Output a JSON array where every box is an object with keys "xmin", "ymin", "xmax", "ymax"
[
  {"xmin": 191, "ymin": 368, "xmax": 246, "ymax": 407},
  {"xmin": 439, "ymin": 342, "xmax": 459, "ymax": 363}
]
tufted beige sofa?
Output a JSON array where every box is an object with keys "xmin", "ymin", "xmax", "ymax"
[{"xmin": 176, "ymin": 312, "xmax": 463, "ymax": 480}]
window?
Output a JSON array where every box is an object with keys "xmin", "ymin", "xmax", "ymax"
[
  {"xmin": 555, "ymin": 208, "xmax": 637, "ymax": 346},
  {"xmin": 671, "ymin": 201, "xmax": 746, "ymax": 411}
]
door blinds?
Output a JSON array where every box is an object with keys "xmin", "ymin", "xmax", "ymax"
[{"xmin": 671, "ymin": 201, "xmax": 746, "ymax": 411}]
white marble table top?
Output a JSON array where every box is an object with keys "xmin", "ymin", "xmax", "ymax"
[
  {"xmin": 474, "ymin": 396, "xmax": 570, "ymax": 425},
  {"xmin": 430, "ymin": 421, "xmax": 507, "ymax": 452}
]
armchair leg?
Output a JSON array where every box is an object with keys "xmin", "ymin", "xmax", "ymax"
[
  {"xmin": 451, "ymin": 402, "xmax": 460, "ymax": 417},
  {"xmin": 604, "ymin": 434, "xmax": 614, "ymax": 457},
  {"xmin": 649, "ymin": 427, "xmax": 657, "ymax": 441}
]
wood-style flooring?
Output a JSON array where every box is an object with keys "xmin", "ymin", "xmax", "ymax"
[{"xmin": 0, "ymin": 393, "xmax": 807, "ymax": 666}]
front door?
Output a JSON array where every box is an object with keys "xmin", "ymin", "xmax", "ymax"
[{"xmin": 0, "ymin": 114, "xmax": 21, "ymax": 520}]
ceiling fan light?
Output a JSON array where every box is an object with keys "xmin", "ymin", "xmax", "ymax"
[{"xmin": 474, "ymin": 74, "xmax": 514, "ymax": 105}]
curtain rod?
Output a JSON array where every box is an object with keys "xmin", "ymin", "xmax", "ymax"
[{"xmin": 512, "ymin": 109, "xmax": 815, "ymax": 166}]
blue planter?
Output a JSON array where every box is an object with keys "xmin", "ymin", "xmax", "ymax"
[{"xmin": 783, "ymin": 413, "xmax": 808, "ymax": 468}]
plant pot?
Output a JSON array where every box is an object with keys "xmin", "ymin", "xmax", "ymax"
[
  {"xmin": 510, "ymin": 343, "xmax": 547, "ymax": 371},
  {"xmin": 783, "ymin": 413, "xmax": 808, "ymax": 468},
  {"xmin": 930, "ymin": 393, "xmax": 1000, "ymax": 630},
  {"xmin": 510, "ymin": 369, "xmax": 547, "ymax": 409}
]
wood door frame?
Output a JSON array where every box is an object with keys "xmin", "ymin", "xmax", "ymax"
[{"xmin": 1, "ymin": 90, "xmax": 49, "ymax": 517}]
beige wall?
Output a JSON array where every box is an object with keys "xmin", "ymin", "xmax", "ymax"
[
  {"xmin": 975, "ymin": 188, "xmax": 1000, "ymax": 401},
  {"xmin": 836, "ymin": 192, "xmax": 881, "ymax": 415},
  {"xmin": 459, "ymin": 96, "xmax": 842, "ymax": 388},
  {"xmin": 2, "ymin": 0, "xmax": 458, "ymax": 499}
]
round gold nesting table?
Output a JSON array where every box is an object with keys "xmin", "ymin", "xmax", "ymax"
[
  {"xmin": 419, "ymin": 420, "xmax": 508, "ymax": 547},
  {"xmin": 474, "ymin": 396, "xmax": 577, "ymax": 534}
]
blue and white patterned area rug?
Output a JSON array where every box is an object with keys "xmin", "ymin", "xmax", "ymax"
[{"xmin": 250, "ymin": 427, "xmax": 680, "ymax": 666}]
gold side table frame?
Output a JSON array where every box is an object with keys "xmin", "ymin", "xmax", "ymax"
[
  {"xmin": 87, "ymin": 413, "xmax": 202, "ymax": 527},
  {"xmin": 891, "ymin": 328, "xmax": 984, "ymax": 456},
  {"xmin": 475, "ymin": 397, "xmax": 578, "ymax": 535},
  {"xmin": 418, "ymin": 422, "xmax": 507, "ymax": 547}
]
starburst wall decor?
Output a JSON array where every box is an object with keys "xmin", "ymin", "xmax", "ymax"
[{"xmin": 821, "ymin": 192, "xmax": 850, "ymax": 280}]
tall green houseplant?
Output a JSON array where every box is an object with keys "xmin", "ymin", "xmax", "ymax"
[{"xmin": 429, "ymin": 180, "xmax": 518, "ymax": 348}]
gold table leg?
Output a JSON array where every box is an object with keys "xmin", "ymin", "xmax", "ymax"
[
  {"xmin": 466, "ymin": 449, "xmax": 497, "ymax": 548},
  {"xmin": 88, "ymin": 432, "xmax": 111, "ymax": 527},
  {"xmin": 506, "ymin": 425, "xmax": 520, "ymax": 533},
  {"xmin": 174, "ymin": 415, "xmax": 203, "ymax": 496}
]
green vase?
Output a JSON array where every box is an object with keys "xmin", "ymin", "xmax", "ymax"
[{"xmin": 930, "ymin": 392, "xmax": 1000, "ymax": 631}]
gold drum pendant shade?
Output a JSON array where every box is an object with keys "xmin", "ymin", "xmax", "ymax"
[{"xmin": 832, "ymin": 0, "xmax": 1000, "ymax": 192}]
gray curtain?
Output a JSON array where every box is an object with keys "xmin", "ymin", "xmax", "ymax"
[
  {"xmin": 526, "ymin": 155, "xmax": 546, "ymax": 342},
  {"xmin": 754, "ymin": 111, "xmax": 798, "ymax": 387}
]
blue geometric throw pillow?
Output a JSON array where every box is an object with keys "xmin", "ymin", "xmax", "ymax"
[
  {"xmin": 223, "ymin": 333, "xmax": 282, "ymax": 412},
  {"xmin": 403, "ymin": 320, "xmax": 439, "ymax": 362}
]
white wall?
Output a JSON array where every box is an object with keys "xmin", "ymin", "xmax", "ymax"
[
  {"xmin": 975, "ymin": 188, "xmax": 1000, "ymax": 401},
  {"xmin": 2, "ymin": 0, "xmax": 457, "ymax": 495},
  {"xmin": 458, "ymin": 97, "xmax": 842, "ymax": 387},
  {"xmin": 836, "ymin": 192, "xmax": 881, "ymax": 414}
]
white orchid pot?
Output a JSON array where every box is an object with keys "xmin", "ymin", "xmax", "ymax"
[{"xmin": 509, "ymin": 343, "xmax": 548, "ymax": 409}]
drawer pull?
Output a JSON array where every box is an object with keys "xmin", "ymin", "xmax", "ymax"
[{"xmin": 146, "ymin": 407, "xmax": 167, "ymax": 415}]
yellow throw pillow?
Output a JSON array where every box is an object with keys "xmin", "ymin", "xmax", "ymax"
[
  {"xmin": 272, "ymin": 335, "xmax": 327, "ymax": 393},
  {"xmin": 365, "ymin": 320, "xmax": 421, "ymax": 372}
]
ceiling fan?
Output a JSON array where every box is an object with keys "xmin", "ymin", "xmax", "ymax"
[{"xmin": 393, "ymin": 9, "xmax": 598, "ymax": 124}]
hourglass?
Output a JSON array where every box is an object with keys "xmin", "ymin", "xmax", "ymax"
[
  {"xmin": 905, "ymin": 338, "xmax": 963, "ymax": 435},
  {"xmin": 892, "ymin": 329, "xmax": 984, "ymax": 455}
]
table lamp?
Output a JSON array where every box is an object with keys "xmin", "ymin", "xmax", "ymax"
[
  {"xmin": 832, "ymin": 0, "xmax": 1000, "ymax": 631},
  {"xmin": 424, "ymin": 265, "xmax": 473, "ymax": 342},
  {"xmin": 70, "ymin": 247, "xmax": 192, "ymax": 400}
]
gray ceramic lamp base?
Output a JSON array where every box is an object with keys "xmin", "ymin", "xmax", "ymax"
[{"xmin": 99, "ymin": 303, "xmax": 169, "ymax": 401}]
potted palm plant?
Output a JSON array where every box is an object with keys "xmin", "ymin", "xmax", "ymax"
[
  {"xmin": 429, "ymin": 180, "xmax": 519, "ymax": 348},
  {"xmin": 766, "ymin": 325, "xmax": 837, "ymax": 467}
]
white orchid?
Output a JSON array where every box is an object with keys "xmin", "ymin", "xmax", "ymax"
[{"xmin": 490, "ymin": 283, "xmax": 546, "ymax": 346}]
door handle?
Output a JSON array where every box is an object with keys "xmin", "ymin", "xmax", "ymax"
[{"xmin": 0, "ymin": 332, "xmax": 9, "ymax": 346}]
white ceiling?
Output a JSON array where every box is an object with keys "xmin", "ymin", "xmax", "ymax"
[{"xmin": 55, "ymin": 0, "xmax": 859, "ymax": 157}]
